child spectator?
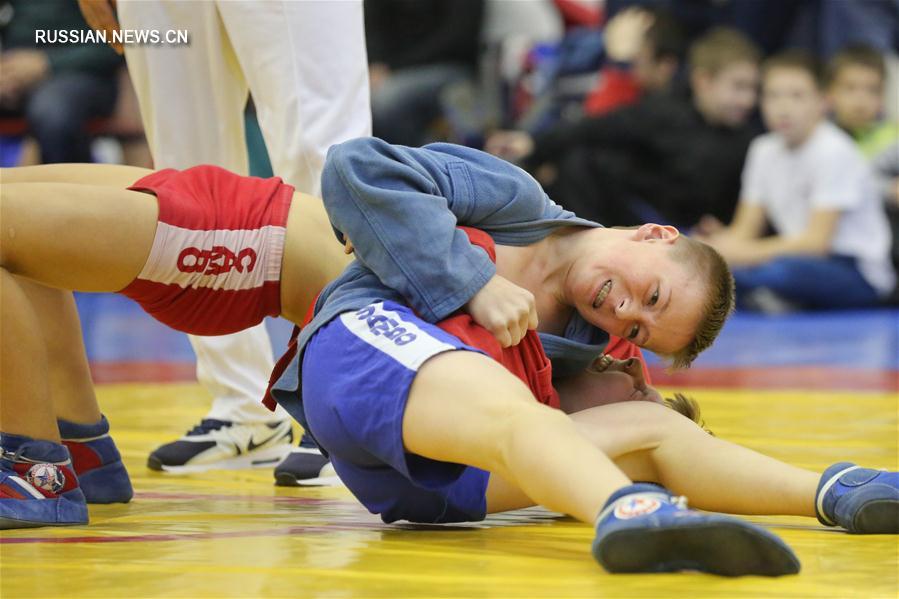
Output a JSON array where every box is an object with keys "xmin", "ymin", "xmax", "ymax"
[
  {"xmin": 826, "ymin": 44, "xmax": 899, "ymax": 276},
  {"xmin": 828, "ymin": 44, "xmax": 899, "ymax": 205},
  {"xmin": 701, "ymin": 50, "xmax": 896, "ymax": 311},
  {"xmin": 582, "ymin": 7, "xmax": 686, "ymax": 117},
  {"xmin": 486, "ymin": 27, "xmax": 760, "ymax": 229}
]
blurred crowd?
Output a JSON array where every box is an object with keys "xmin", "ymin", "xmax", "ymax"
[{"xmin": 1, "ymin": 0, "xmax": 898, "ymax": 310}]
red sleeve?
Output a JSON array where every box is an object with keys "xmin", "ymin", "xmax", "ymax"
[
  {"xmin": 583, "ymin": 66, "xmax": 641, "ymax": 117},
  {"xmin": 553, "ymin": 0, "xmax": 604, "ymax": 28}
]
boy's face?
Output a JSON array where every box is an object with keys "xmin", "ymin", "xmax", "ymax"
[
  {"xmin": 828, "ymin": 64, "xmax": 883, "ymax": 131},
  {"xmin": 565, "ymin": 225, "xmax": 706, "ymax": 357},
  {"xmin": 762, "ymin": 67, "xmax": 826, "ymax": 145},
  {"xmin": 633, "ymin": 42, "xmax": 676, "ymax": 92},
  {"xmin": 693, "ymin": 61, "xmax": 759, "ymax": 127}
]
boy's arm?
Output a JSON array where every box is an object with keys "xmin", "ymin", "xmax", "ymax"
[
  {"xmin": 711, "ymin": 140, "xmax": 868, "ymax": 266},
  {"xmin": 525, "ymin": 100, "xmax": 656, "ymax": 169},
  {"xmin": 321, "ymin": 137, "xmax": 554, "ymax": 323},
  {"xmin": 720, "ymin": 202, "xmax": 768, "ymax": 241},
  {"xmin": 697, "ymin": 139, "xmax": 768, "ymax": 245},
  {"xmin": 710, "ymin": 209, "xmax": 840, "ymax": 266}
]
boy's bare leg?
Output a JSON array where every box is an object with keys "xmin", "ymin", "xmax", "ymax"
[
  {"xmin": 18, "ymin": 278, "xmax": 101, "ymax": 425},
  {"xmin": 1, "ymin": 182, "xmax": 157, "ymax": 291},
  {"xmin": 0, "ymin": 270, "xmax": 59, "ymax": 440},
  {"xmin": 485, "ymin": 401, "xmax": 819, "ymax": 518},
  {"xmin": 403, "ymin": 351, "xmax": 632, "ymax": 524},
  {"xmin": 483, "ymin": 400, "xmax": 820, "ymax": 517},
  {"xmin": 570, "ymin": 401, "xmax": 819, "ymax": 517},
  {"xmin": 0, "ymin": 164, "xmax": 152, "ymax": 188},
  {"xmin": 0, "ymin": 182, "xmax": 158, "ymax": 440}
]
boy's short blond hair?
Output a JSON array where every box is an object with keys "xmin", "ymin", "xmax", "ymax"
[
  {"xmin": 689, "ymin": 27, "xmax": 761, "ymax": 76},
  {"xmin": 668, "ymin": 236, "xmax": 735, "ymax": 369},
  {"xmin": 826, "ymin": 44, "xmax": 886, "ymax": 87}
]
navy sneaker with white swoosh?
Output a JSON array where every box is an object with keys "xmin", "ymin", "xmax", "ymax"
[
  {"xmin": 147, "ymin": 419, "xmax": 293, "ymax": 473},
  {"xmin": 273, "ymin": 432, "xmax": 340, "ymax": 487}
]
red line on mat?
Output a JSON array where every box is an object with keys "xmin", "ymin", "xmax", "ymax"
[{"xmin": 650, "ymin": 366, "xmax": 898, "ymax": 391}]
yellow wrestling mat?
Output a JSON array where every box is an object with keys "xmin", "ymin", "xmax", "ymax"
[{"xmin": 2, "ymin": 383, "xmax": 897, "ymax": 598}]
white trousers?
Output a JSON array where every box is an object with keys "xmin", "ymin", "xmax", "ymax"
[{"xmin": 119, "ymin": 0, "xmax": 371, "ymax": 423}]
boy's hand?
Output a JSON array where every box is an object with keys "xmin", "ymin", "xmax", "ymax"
[
  {"xmin": 604, "ymin": 7, "xmax": 654, "ymax": 63},
  {"xmin": 465, "ymin": 274, "xmax": 538, "ymax": 347},
  {"xmin": 0, "ymin": 51, "xmax": 50, "ymax": 101},
  {"xmin": 485, "ymin": 131, "xmax": 535, "ymax": 162},
  {"xmin": 77, "ymin": 0, "xmax": 123, "ymax": 54},
  {"xmin": 693, "ymin": 214, "xmax": 725, "ymax": 237}
]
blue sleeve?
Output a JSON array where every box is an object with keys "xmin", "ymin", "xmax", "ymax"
[{"xmin": 321, "ymin": 137, "xmax": 555, "ymax": 321}]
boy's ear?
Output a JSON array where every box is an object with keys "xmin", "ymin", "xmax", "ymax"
[{"xmin": 633, "ymin": 223, "xmax": 680, "ymax": 243}]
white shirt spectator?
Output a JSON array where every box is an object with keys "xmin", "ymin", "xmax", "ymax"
[{"xmin": 741, "ymin": 120, "xmax": 896, "ymax": 295}]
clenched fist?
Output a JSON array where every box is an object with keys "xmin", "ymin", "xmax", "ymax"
[{"xmin": 465, "ymin": 274, "xmax": 538, "ymax": 347}]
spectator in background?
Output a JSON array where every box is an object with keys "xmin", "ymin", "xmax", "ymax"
[
  {"xmin": 0, "ymin": 0, "xmax": 121, "ymax": 163},
  {"xmin": 487, "ymin": 28, "xmax": 760, "ymax": 229},
  {"xmin": 827, "ymin": 45, "xmax": 899, "ymax": 208},
  {"xmin": 700, "ymin": 51, "xmax": 896, "ymax": 311},
  {"xmin": 583, "ymin": 7, "xmax": 685, "ymax": 117},
  {"xmin": 826, "ymin": 43, "xmax": 899, "ymax": 296},
  {"xmin": 365, "ymin": 0, "xmax": 484, "ymax": 146}
]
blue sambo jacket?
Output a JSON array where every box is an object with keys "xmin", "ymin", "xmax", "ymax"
[{"xmin": 270, "ymin": 137, "xmax": 611, "ymax": 428}]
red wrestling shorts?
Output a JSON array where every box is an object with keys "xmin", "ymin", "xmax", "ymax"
[{"xmin": 120, "ymin": 165, "xmax": 294, "ymax": 336}]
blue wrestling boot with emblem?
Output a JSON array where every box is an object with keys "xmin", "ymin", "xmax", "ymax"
[
  {"xmin": 816, "ymin": 462, "xmax": 899, "ymax": 533},
  {"xmin": 592, "ymin": 483, "xmax": 800, "ymax": 576},
  {"xmin": 0, "ymin": 433, "xmax": 89, "ymax": 529},
  {"xmin": 59, "ymin": 415, "xmax": 133, "ymax": 504}
]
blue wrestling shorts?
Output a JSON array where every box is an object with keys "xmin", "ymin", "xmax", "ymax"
[{"xmin": 302, "ymin": 301, "xmax": 491, "ymax": 524}]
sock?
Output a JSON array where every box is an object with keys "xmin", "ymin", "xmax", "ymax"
[
  {"xmin": 57, "ymin": 415, "xmax": 110, "ymax": 440},
  {"xmin": 0, "ymin": 432, "xmax": 70, "ymax": 463}
]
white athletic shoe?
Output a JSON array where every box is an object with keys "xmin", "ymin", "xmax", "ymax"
[{"xmin": 147, "ymin": 419, "xmax": 293, "ymax": 473}]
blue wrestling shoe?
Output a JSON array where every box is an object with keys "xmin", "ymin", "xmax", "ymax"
[
  {"xmin": 0, "ymin": 434, "xmax": 88, "ymax": 529},
  {"xmin": 592, "ymin": 483, "xmax": 800, "ymax": 576},
  {"xmin": 816, "ymin": 462, "xmax": 899, "ymax": 533},
  {"xmin": 59, "ymin": 415, "xmax": 133, "ymax": 504}
]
